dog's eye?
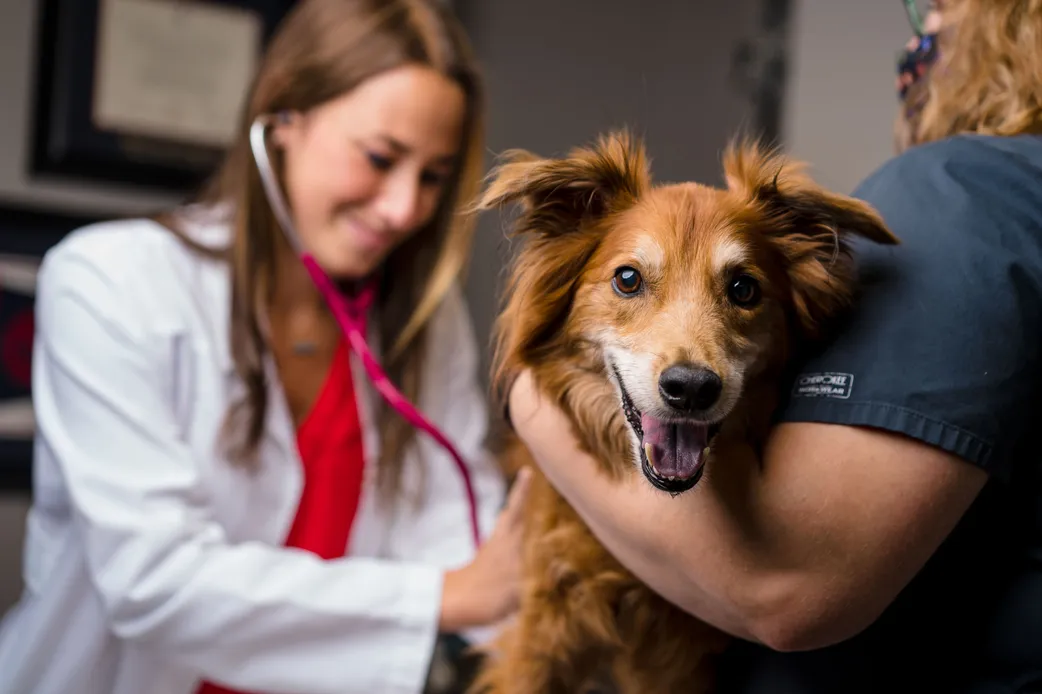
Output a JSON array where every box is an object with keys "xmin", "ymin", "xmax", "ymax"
[
  {"xmin": 612, "ymin": 266, "xmax": 643, "ymax": 296},
  {"xmin": 728, "ymin": 274, "xmax": 761, "ymax": 308}
]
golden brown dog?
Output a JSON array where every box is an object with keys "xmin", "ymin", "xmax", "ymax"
[{"xmin": 470, "ymin": 131, "xmax": 899, "ymax": 693}]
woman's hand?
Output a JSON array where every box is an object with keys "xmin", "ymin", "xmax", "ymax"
[{"xmin": 438, "ymin": 467, "xmax": 532, "ymax": 633}]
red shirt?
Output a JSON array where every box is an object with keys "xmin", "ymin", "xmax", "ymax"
[{"xmin": 196, "ymin": 339, "xmax": 366, "ymax": 693}]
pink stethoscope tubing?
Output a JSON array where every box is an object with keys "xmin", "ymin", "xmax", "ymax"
[{"xmin": 249, "ymin": 115, "xmax": 481, "ymax": 549}]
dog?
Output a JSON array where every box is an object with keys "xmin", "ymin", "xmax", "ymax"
[{"xmin": 470, "ymin": 131, "xmax": 899, "ymax": 693}]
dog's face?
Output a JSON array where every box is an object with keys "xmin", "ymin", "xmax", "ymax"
[
  {"xmin": 569, "ymin": 188, "xmax": 803, "ymax": 490},
  {"xmin": 479, "ymin": 132, "xmax": 898, "ymax": 492}
]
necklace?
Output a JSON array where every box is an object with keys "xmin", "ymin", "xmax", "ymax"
[
  {"xmin": 284, "ymin": 277, "xmax": 373, "ymax": 358},
  {"xmin": 292, "ymin": 341, "xmax": 319, "ymax": 356}
]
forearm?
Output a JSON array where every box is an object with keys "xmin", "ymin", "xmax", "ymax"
[{"xmin": 509, "ymin": 370, "xmax": 989, "ymax": 652}]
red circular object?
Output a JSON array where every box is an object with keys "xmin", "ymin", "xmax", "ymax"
[{"xmin": 2, "ymin": 310, "xmax": 34, "ymax": 389}]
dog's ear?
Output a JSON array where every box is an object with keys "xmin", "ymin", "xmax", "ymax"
[
  {"xmin": 473, "ymin": 129, "xmax": 650, "ymax": 235},
  {"xmin": 477, "ymin": 131, "xmax": 650, "ymax": 409},
  {"xmin": 724, "ymin": 139, "xmax": 899, "ymax": 337}
]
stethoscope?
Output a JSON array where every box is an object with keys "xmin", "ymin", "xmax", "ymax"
[{"xmin": 249, "ymin": 114, "xmax": 482, "ymax": 549}]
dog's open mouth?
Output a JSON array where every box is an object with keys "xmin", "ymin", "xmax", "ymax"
[{"xmin": 615, "ymin": 367, "xmax": 721, "ymax": 494}]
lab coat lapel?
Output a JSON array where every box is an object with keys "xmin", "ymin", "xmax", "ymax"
[
  {"xmin": 208, "ymin": 264, "xmax": 299, "ymax": 476},
  {"xmin": 203, "ymin": 248, "xmax": 302, "ymax": 545}
]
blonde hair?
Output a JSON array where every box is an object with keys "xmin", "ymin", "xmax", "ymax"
[
  {"xmin": 910, "ymin": 0, "xmax": 1042, "ymax": 146},
  {"xmin": 158, "ymin": 0, "xmax": 485, "ymax": 503}
]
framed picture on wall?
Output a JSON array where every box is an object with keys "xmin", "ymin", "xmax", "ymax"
[
  {"xmin": 29, "ymin": 0, "xmax": 296, "ymax": 194},
  {"xmin": 0, "ymin": 205, "xmax": 105, "ymax": 491}
]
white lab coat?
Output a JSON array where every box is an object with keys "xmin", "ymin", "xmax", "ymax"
[{"xmin": 0, "ymin": 207, "xmax": 506, "ymax": 694}]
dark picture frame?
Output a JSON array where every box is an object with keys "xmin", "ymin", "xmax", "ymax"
[
  {"xmin": 29, "ymin": 0, "xmax": 296, "ymax": 194},
  {"xmin": 0, "ymin": 205, "xmax": 111, "ymax": 491}
]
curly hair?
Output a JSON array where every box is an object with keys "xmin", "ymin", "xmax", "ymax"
[{"xmin": 912, "ymin": 0, "xmax": 1042, "ymax": 146}]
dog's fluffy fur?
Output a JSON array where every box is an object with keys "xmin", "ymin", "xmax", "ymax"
[{"xmin": 471, "ymin": 131, "xmax": 898, "ymax": 693}]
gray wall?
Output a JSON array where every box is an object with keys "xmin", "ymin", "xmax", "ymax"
[{"xmin": 782, "ymin": 0, "xmax": 911, "ymax": 194}]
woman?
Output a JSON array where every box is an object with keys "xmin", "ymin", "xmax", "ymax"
[
  {"xmin": 0, "ymin": 1, "xmax": 528, "ymax": 693},
  {"xmin": 506, "ymin": 0, "xmax": 1042, "ymax": 691}
]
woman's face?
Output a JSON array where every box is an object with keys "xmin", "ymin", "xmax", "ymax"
[{"xmin": 275, "ymin": 65, "xmax": 466, "ymax": 279}]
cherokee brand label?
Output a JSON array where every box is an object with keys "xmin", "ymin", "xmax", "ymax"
[{"xmin": 792, "ymin": 372, "xmax": 854, "ymax": 399}]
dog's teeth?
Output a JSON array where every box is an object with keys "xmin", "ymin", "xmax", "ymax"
[
  {"xmin": 702, "ymin": 446, "xmax": 711, "ymax": 458},
  {"xmin": 643, "ymin": 443, "xmax": 655, "ymax": 470},
  {"xmin": 668, "ymin": 475, "xmax": 676, "ymax": 481}
]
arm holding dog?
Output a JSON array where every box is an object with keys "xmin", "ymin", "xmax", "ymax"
[
  {"xmin": 509, "ymin": 374, "xmax": 985, "ymax": 650},
  {"xmin": 503, "ymin": 136, "xmax": 1037, "ymax": 654}
]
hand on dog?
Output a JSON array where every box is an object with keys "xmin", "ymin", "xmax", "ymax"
[{"xmin": 438, "ymin": 466, "xmax": 532, "ymax": 633}]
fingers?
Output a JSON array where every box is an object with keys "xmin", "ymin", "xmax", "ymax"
[{"xmin": 500, "ymin": 466, "xmax": 533, "ymax": 523}]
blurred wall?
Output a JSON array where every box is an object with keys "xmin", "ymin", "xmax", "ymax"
[{"xmin": 781, "ymin": 0, "xmax": 911, "ymax": 194}]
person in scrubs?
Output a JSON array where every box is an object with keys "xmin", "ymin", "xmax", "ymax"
[{"xmin": 505, "ymin": 0, "xmax": 1042, "ymax": 690}]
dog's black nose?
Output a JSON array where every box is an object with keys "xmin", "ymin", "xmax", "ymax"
[{"xmin": 659, "ymin": 364, "xmax": 722, "ymax": 412}]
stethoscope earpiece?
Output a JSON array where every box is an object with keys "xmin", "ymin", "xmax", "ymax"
[{"xmin": 248, "ymin": 115, "xmax": 304, "ymax": 254}]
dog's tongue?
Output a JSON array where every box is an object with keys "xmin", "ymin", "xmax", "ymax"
[{"xmin": 641, "ymin": 414, "xmax": 710, "ymax": 480}]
